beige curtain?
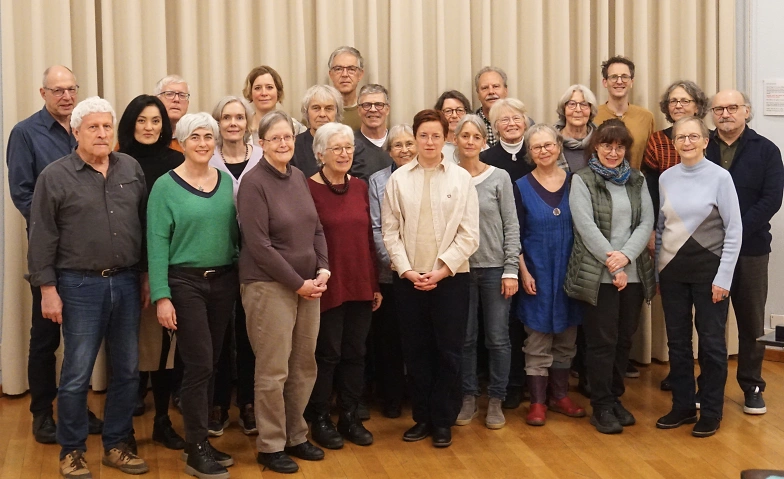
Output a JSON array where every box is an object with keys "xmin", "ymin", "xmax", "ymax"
[{"xmin": 1, "ymin": 0, "xmax": 736, "ymax": 394}]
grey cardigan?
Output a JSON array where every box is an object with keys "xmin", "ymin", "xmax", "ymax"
[{"xmin": 470, "ymin": 166, "xmax": 520, "ymax": 277}]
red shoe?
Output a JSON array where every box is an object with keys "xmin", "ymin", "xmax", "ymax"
[
  {"xmin": 526, "ymin": 403, "xmax": 547, "ymax": 426},
  {"xmin": 548, "ymin": 396, "xmax": 586, "ymax": 418}
]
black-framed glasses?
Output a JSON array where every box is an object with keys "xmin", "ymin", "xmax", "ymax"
[
  {"xmin": 44, "ymin": 86, "xmax": 79, "ymax": 98},
  {"xmin": 159, "ymin": 91, "xmax": 191, "ymax": 101},
  {"xmin": 442, "ymin": 107, "xmax": 466, "ymax": 116},
  {"xmin": 329, "ymin": 65, "xmax": 361, "ymax": 75},
  {"xmin": 668, "ymin": 98, "xmax": 694, "ymax": 106},
  {"xmin": 711, "ymin": 104, "xmax": 745, "ymax": 115},
  {"xmin": 359, "ymin": 102, "xmax": 388, "ymax": 111},
  {"xmin": 565, "ymin": 100, "xmax": 590, "ymax": 111},
  {"xmin": 607, "ymin": 74, "xmax": 632, "ymax": 83}
]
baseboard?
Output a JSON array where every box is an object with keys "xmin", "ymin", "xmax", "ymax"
[{"xmin": 764, "ymin": 346, "xmax": 784, "ymax": 362}]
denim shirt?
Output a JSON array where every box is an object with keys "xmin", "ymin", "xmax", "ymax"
[{"xmin": 369, "ymin": 165, "xmax": 394, "ymax": 283}]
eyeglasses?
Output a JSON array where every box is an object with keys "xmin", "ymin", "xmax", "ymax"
[
  {"xmin": 44, "ymin": 86, "xmax": 79, "ymax": 98},
  {"xmin": 598, "ymin": 143, "xmax": 626, "ymax": 154},
  {"xmin": 711, "ymin": 104, "xmax": 745, "ymax": 115},
  {"xmin": 359, "ymin": 102, "xmax": 388, "ymax": 111},
  {"xmin": 673, "ymin": 133, "xmax": 703, "ymax": 144},
  {"xmin": 668, "ymin": 98, "xmax": 694, "ymax": 106},
  {"xmin": 329, "ymin": 65, "xmax": 361, "ymax": 75},
  {"xmin": 530, "ymin": 142, "xmax": 558, "ymax": 154},
  {"xmin": 159, "ymin": 91, "xmax": 191, "ymax": 101},
  {"xmin": 565, "ymin": 100, "xmax": 591, "ymax": 111},
  {"xmin": 391, "ymin": 141, "xmax": 416, "ymax": 152},
  {"xmin": 262, "ymin": 135, "xmax": 295, "ymax": 144},
  {"xmin": 497, "ymin": 115, "xmax": 525, "ymax": 126},
  {"xmin": 607, "ymin": 74, "xmax": 632, "ymax": 83},
  {"xmin": 326, "ymin": 145, "xmax": 354, "ymax": 155},
  {"xmin": 442, "ymin": 107, "xmax": 466, "ymax": 117}
]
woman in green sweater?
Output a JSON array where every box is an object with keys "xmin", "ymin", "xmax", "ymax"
[{"xmin": 147, "ymin": 112, "xmax": 239, "ymax": 479}]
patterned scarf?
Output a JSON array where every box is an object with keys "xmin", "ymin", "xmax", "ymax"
[{"xmin": 589, "ymin": 155, "xmax": 631, "ymax": 185}]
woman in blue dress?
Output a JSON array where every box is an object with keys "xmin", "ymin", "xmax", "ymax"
[{"xmin": 515, "ymin": 124, "xmax": 584, "ymax": 426}]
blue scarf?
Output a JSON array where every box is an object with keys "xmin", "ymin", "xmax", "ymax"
[{"xmin": 589, "ymin": 155, "xmax": 631, "ymax": 186}]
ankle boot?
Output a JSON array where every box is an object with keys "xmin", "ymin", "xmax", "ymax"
[
  {"xmin": 526, "ymin": 375, "xmax": 548, "ymax": 426},
  {"xmin": 547, "ymin": 368, "xmax": 586, "ymax": 418},
  {"xmin": 311, "ymin": 414, "xmax": 344, "ymax": 449},
  {"xmin": 337, "ymin": 408, "xmax": 373, "ymax": 446},
  {"xmin": 183, "ymin": 441, "xmax": 229, "ymax": 479},
  {"xmin": 152, "ymin": 415, "xmax": 186, "ymax": 450}
]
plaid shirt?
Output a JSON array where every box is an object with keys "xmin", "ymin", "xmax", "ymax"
[
  {"xmin": 477, "ymin": 108, "xmax": 497, "ymax": 146},
  {"xmin": 643, "ymin": 128, "xmax": 680, "ymax": 174}
]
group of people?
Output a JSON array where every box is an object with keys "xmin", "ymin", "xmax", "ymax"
[{"xmin": 6, "ymin": 45, "xmax": 782, "ymax": 479}]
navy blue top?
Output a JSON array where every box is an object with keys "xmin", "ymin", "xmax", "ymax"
[
  {"xmin": 706, "ymin": 127, "xmax": 784, "ymax": 256},
  {"xmin": 6, "ymin": 107, "xmax": 76, "ymax": 225}
]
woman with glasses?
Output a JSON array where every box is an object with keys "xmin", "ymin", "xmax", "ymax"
[
  {"xmin": 382, "ymin": 109, "xmax": 479, "ymax": 448},
  {"xmin": 452, "ymin": 115, "xmax": 518, "ymax": 430},
  {"xmin": 367, "ymin": 125, "xmax": 417, "ymax": 419},
  {"xmin": 480, "ymin": 98, "xmax": 534, "ymax": 183},
  {"xmin": 554, "ymin": 85, "xmax": 599, "ymax": 172},
  {"xmin": 434, "ymin": 90, "xmax": 472, "ymax": 163},
  {"xmin": 243, "ymin": 65, "xmax": 306, "ymax": 144},
  {"xmin": 564, "ymin": 119, "xmax": 655, "ymax": 435},
  {"xmin": 237, "ymin": 110, "xmax": 329, "ymax": 474},
  {"xmin": 515, "ymin": 124, "xmax": 585, "ymax": 427},
  {"xmin": 291, "ymin": 85, "xmax": 344, "ymax": 178},
  {"xmin": 655, "ymin": 117, "xmax": 741, "ymax": 438},
  {"xmin": 304, "ymin": 123, "xmax": 381, "ymax": 450}
]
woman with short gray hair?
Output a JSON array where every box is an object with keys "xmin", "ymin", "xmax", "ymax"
[
  {"xmin": 554, "ymin": 84, "xmax": 598, "ymax": 172},
  {"xmin": 480, "ymin": 98, "xmax": 534, "ymax": 183},
  {"xmin": 147, "ymin": 112, "xmax": 239, "ymax": 477},
  {"xmin": 291, "ymin": 85, "xmax": 344, "ymax": 177}
]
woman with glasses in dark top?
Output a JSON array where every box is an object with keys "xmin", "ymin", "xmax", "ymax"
[{"xmin": 434, "ymin": 90, "xmax": 472, "ymax": 163}]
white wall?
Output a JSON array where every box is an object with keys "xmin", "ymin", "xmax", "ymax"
[{"xmin": 747, "ymin": 0, "xmax": 784, "ymax": 322}]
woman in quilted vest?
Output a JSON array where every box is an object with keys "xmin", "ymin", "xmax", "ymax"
[{"xmin": 565, "ymin": 119, "xmax": 656, "ymax": 435}]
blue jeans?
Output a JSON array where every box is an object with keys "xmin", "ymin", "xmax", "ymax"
[
  {"xmin": 56, "ymin": 269, "xmax": 140, "ymax": 458},
  {"xmin": 462, "ymin": 267, "xmax": 511, "ymax": 399}
]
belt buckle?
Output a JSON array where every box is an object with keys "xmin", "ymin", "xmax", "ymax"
[
  {"xmin": 203, "ymin": 269, "xmax": 216, "ymax": 278},
  {"xmin": 101, "ymin": 268, "xmax": 113, "ymax": 278}
]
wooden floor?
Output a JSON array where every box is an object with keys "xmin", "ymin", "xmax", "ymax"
[{"xmin": 2, "ymin": 359, "xmax": 784, "ymax": 478}]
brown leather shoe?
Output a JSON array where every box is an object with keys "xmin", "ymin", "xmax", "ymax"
[
  {"xmin": 102, "ymin": 444, "xmax": 149, "ymax": 475},
  {"xmin": 60, "ymin": 450, "xmax": 92, "ymax": 479}
]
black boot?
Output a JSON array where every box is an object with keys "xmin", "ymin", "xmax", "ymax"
[
  {"xmin": 183, "ymin": 441, "xmax": 229, "ymax": 479},
  {"xmin": 153, "ymin": 415, "xmax": 185, "ymax": 450},
  {"xmin": 310, "ymin": 414, "xmax": 344, "ymax": 449},
  {"xmin": 337, "ymin": 409, "xmax": 373, "ymax": 446},
  {"xmin": 501, "ymin": 386, "xmax": 522, "ymax": 409}
]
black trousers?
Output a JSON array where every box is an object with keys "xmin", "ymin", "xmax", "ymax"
[
  {"xmin": 371, "ymin": 283, "xmax": 406, "ymax": 408},
  {"xmin": 581, "ymin": 283, "xmax": 644, "ymax": 410},
  {"xmin": 507, "ymin": 292, "xmax": 527, "ymax": 390},
  {"xmin": 660, "ymin": 280, "xmax": 729, "ymax": 419},
  {"xmin": 731, "ymin": 254, "xmax": 768, "ymax": 393},
  {"xmin": 307, "ymin": 301, "xmax": 373, "ymax": 416},
  {"xmin": 168, "ymin": 268, "xmax": 238, "ymax": 443},
  {"xmin": 28, "ymin": 285, "xmax": 62, "ymax": 416},
  {"xmin": 214, "ymin": 293, "xmax": 255, "ymax": 410},
  {"xmin": 394, "ymin": 273, "xmax": 470, "ymax": 428}
]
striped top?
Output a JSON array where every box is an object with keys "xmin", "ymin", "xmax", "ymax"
[{"xmin": 643, "ymin": 128, "xmax": 681, "ymax": 173}]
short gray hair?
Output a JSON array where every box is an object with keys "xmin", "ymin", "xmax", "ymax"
[
  {"xmin": 672, "ymin": 116, "xmax": 710, "ymax": 138},
  {"xmin": 385, "ymin": 124, "xmax": 414, "ymax": 152},
  {"xmin": 488, "ymin": 98, "xmax": 528, "ymax": 136},
  {"xmin": 474, "ymin": 66, "xmax": 508, "ymax": 91},
  {"xmin": 312, "ymin": 122, "xmax": 354, "ymax": 165},
  {"xmin": 71, "ymin": 96, "xmax": 116, "ymax": 130},
  {"xmin": 175, "ymin": 112, "xmax": 219, "ymax": 145},
  {"xmin": 710, "ymin": 90, "xmax": 753, "ymax": 123},
  {"xmin": 258, "ymin": 110, "xmax": 294, "ymax": 141},
  {"xmin": 454, "ymin": 114, "xmax": 487, "ymax": 140},
  {"xmin": 212, "ymin": 96, "xmax": 254, "ymax": 146},
  {"xmin": 358, "ymin": 84, "xmax": 389, "ymax": 104},
  {"xmin": 328, "ymin": 46, "xmax": 364, "ymax": 70},
  {"xmin": 154, "ymin": 75, "xmax": 189, "ymax": 95},
  {"xmin": 301, "ymin": 85, "xmax": 344, "ymax": 127},
  {"xmin": 556, "ymin": 84, "xmax": 598, "ymax": 124},
  {"xmin": 525, "ymin": 123, "xmax": 563, "ymax": 151}
]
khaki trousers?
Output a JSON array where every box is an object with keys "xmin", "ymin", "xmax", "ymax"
[
  {"xmin": 523, "ymin": 325, "xmax": 578, "ymax": 376},
  {"xmin": 241, "ymin": 281, "xmax": 320, "ymax": 453}
]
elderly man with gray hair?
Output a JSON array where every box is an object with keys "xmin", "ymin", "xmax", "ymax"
[
  {"xmin": 27, "ymin": 96, "xmax": 149, "ymax": 478},
  {"xmin": 351, "ymin": 83, "xmax": 393, "ymax": 181},
  {"xmin": 474, "ymin": 66, "xmax": 509, "ymax": 146},
  {"xmin": 155, "ymin": 74, "xmax": 191, "ymax": 152},
  {"xmin": 328, "ymin": 46, "xmax": 365, "ymax": 130}
]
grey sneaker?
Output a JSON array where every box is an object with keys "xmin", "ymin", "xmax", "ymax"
[
  {"xmin": 455, "ymin": 395, "xmax": 477, "ymax": 426},
  {"xmin": 485, "ymin": 397, "xmax": 506, "ymax": 429}
]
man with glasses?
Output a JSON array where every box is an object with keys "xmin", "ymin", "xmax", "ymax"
[
  {"xmin": 154, "ymin": 75, "xmax": 191, "ymax": 152},
  {"xmin": 351, "ymin": 84, "xmax": 393, "ymax": 182},
  {"xmin": 594, "ymin": 56, "xmax": 654, "ymax": 170},
  {"xmin": 705, "ymin": 89, "xmax": 784, "ymax": 416},
  {"xmin": 6, "ymin": 65, "xmax": 103, "ymax": 444},
  {"xmin": 328, "ymin": 46, "xmax": 365, "ymax": 131}
]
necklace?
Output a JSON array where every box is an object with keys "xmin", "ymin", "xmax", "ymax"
[
  {"xmin": 220, "ymin": 143, "xmax": 249, "ymax": 164},
  {"xmin": 470, "ymin": 163, "xmax": 489, "ymax": 177},
  {"xmin": 319, "ymin": 168, "xmax": 350, "ymax": 195},
  {"xmin": 532, "ymin": 169, "xmax": 565, "ymax": 216}
]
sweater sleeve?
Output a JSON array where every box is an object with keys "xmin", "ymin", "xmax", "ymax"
[
  {"xmin": 569, "ymin": 175, "xmax": 616, "ymax": 266},
  {"xmin": 713, "ymin": 174, "xmax": 743, "ymax": 290},
  {"xmin": 368, "ymin": 175, "xmax": 390, "ymax": 271},
  {"xmin": 619, "ymin": 179, "xmax": 655, "ymax": 264},
  {"xmin": 739, "ymin": 144, "xmax": 784, "ymax": 239},
  {"xmin": 498, "ymin": 172, "xmax": 521, "ymax": 278},
  {"xmin": 146, "ymin": 180, "xmax": 173, "ymax": 302},
  {"xmin": 382, "ymin": 175, "xmax": 413, "ymax": 276}
]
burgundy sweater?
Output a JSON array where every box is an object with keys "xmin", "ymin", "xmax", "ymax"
[
  {"xmin": 308, "ymin": 177, "xmax": 379, "ymax": 312},
  {"xmin": 237, "ymin": 158, "xmax": 328, "ymax": 290}
]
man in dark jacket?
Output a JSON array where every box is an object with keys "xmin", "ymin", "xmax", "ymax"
[
  {"xmin": 351, "ymin": 84, "xmax": 393, "ymax": 182},
  {"xmin": 706, "ymin": 89, "xmax": 784, "ymax": 416}
]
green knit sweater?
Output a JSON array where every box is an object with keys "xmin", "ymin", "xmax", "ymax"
[{"xmin": 147, "ymin": 170, "xmax": 238, "ymax": 302}]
